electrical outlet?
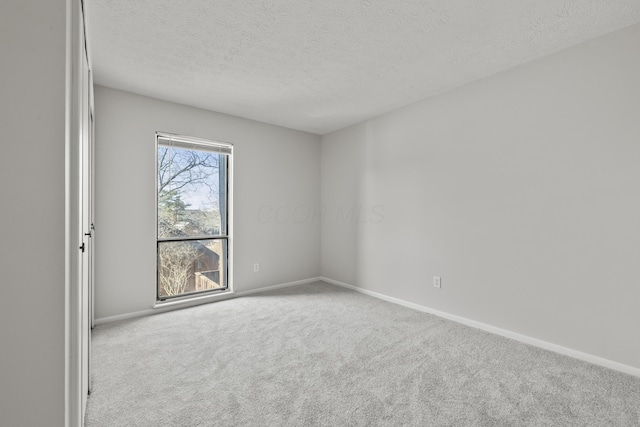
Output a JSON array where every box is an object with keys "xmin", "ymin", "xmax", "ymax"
[
  {"xmin": 253, "ymin": 263, "xmax": 259, "ymax": 272},
  {"xmin": 433, "ymin": 276, "xmax": 441, "ymax": 289}
]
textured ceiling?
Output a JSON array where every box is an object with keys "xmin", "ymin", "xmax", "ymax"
[{"xmin": 85, "ymin": 1, "xmax": 640, "ymax": 135}]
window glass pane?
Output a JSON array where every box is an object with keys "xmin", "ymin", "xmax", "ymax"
[
  {"xmin": 157, "ymin": 144, "xmax": 227, "ymax": 238},
  {"xmin": 158, "ymin": 239, "xmax": 227, "ymax": 298}
]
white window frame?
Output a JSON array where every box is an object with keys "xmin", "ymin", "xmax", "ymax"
[{"xmin": 154, "ymin": 132, "xmax": 233, "ymax": 305}]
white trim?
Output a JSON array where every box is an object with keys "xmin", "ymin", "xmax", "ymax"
[
  {"xmin": 157, "ymin": 132, "xmax": 233, "ymax": 154},
  {"xmin": 154, "ymin": 290, "xmax": 236, "ymax": 309},
  {"xmin": 94, "ymin": 308, "xmax": 157, "ymax": 325},
  {"xmin": 320, "ymin": 277, "xmax": 640, "ymax": 379},
  {"xmin": 94, "ymin": 277, "xmax": 322, "ymax": 325},
  {"xmin": 66, "ymin": 1, "xmax": 85, "ymax": 425},
  {"xmin": 235, "ymin": 277, "xmax": 321, "ymax": 297},
  {"xmin": 64, "ymin": 0, "xmax": 73, "ymax": 425}
]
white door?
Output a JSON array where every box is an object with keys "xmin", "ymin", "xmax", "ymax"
[
  {"xmin": 79, "ymin": 34, "xmax": 93, "ymax": 419},
  {"xmin": 68, "ymin": 1, "xmax": 93, "ymax": 425}
]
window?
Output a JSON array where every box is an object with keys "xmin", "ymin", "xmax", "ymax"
[{"xmin": 156, "ymin": 132, "xmax": 232, "ymax": 301}]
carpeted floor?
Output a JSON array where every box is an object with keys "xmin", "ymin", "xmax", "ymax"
[{"xmin": 85, "ymin": 282, "xmax": 640, "ymax": 426}]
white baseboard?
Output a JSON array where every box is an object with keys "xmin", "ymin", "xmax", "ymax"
[
  {"xmin": 94, "ymin": 308, "xmax": 157, "ymax": 325},
  {"xmin": 235, "ymin": 277, "xmax": 322, "ymax": 297},
  {"xmin": 94, "ymin": 277, "xmax": 322, "ymax": 326},
  {"xmin": 320, "ymin": 277, "xmax": 640, "ymax": 378}
]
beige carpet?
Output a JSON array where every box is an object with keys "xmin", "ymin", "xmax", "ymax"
[{"xmin": 86, "ymin": 282, "xmax": 640, "ymax": 426}]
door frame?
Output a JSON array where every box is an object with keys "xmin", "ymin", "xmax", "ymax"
[{"xmin": 65, "ymin": 0, "xmax": 93, "ymax": 425}]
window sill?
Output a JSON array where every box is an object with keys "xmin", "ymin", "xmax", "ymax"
[{"xmin": 153, "ymin": 289, "xmax": 235, "ymax": 310}]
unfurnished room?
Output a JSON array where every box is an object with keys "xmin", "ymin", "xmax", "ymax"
[{"xmin": 2, "ymin": 1, "xmax": 640, "ymax": 426}]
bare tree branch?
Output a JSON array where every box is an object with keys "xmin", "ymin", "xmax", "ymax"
[
  {"xmin": 159, "ymin": 242, "xmax": 202, "ymax": 297},
  {"xmin": 157, "ymin": 148, "xmax": 219, "ymax": 196}
]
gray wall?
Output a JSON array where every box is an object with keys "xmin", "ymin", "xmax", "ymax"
[
  {"xmin": 94, "ymin": 86, "xmax": 321, "ymax": 320},
  {"xmin": 0, "ymin": 1, "xmax": 66, "ymax": 425},
  {"xmin": 321, "ymin": 23, "xmax": 640, "ymax": 370}
]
